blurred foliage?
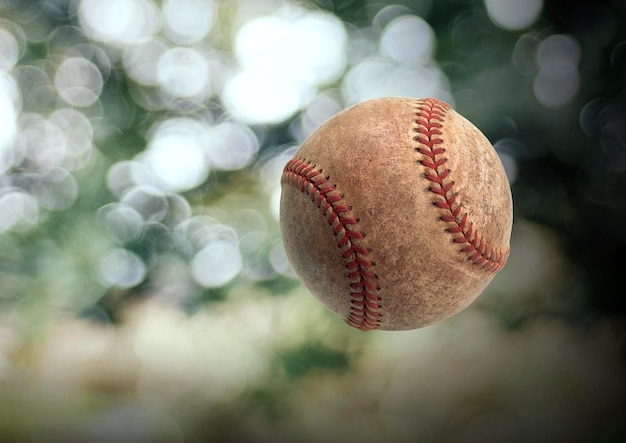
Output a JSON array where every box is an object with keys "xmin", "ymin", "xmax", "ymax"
[{"xmin": 0, "ymin": 0, "xmax": 625, "ymax": 442}]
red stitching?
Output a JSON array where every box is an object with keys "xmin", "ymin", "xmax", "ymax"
[
  {"xmin": 282, "ymin": 158, "xmax": 381, "ymax": 331},
  {"xmin": 415, "ymin": 98, "xmax": 509, "ymax": 272}
]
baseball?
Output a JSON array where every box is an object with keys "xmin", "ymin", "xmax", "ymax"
[{"xmin": 280, "ymin": 97, "xmax": 513, "ymax": 331}]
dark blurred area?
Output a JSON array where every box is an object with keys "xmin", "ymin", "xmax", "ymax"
[{"xmin": 0, "ymin": 0, "xmax": 625, "ymax": 442}]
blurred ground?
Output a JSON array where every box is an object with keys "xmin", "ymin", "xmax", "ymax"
[{"xmin": 0, "ymin": 0, "xmax": 625, "ymax": 442}]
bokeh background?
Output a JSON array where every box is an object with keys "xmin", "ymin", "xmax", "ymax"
[{"xmin": 1, "ymin": 0, "xmax": 625, "ymax": 442}]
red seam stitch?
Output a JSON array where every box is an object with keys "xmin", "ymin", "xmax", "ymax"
[
  {"xmin": 282, "ymin": 158, "xmax": 381, "ymax": 331},
  {"xmin": 415, "ymin": 98, "xmax": 509, "ymax": 272}
]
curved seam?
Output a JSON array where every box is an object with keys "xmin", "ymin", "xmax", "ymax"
[
  {"xmin": 413, "ymin": 98, "xmax": 510, "ymax": 272},
  {"xmin": 281, "ymin": 158, "xmax": 381, "ymax": 331}
]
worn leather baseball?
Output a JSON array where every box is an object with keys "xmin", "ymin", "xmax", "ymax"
[{"xmin": 280, "ymin": 97, "xmax": 512, "ymax": 331}]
